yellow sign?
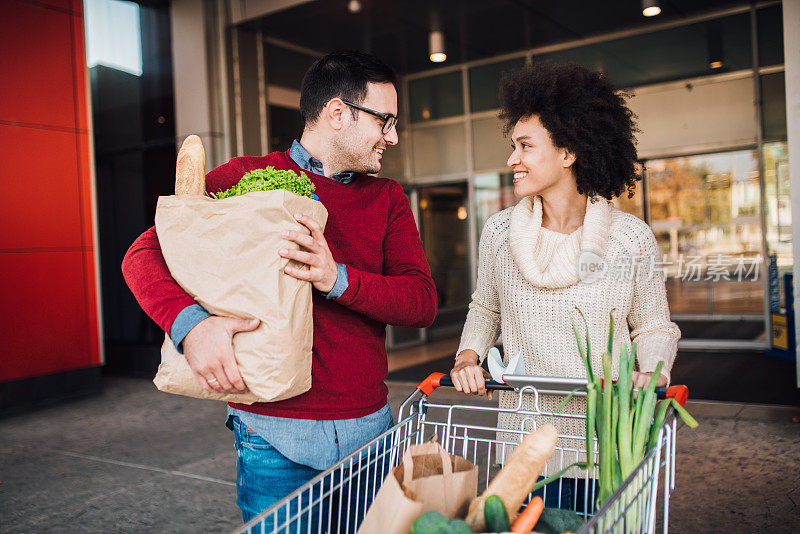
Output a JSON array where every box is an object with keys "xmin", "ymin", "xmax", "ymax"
[{"xmin": 771, "ymin": 313, "xmax": 788, "ymax": 351}]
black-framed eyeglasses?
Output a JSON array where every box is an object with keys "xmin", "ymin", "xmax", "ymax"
[{"xmin": 341, "ymin": 99, "xmax": 397, "ymax": 134}]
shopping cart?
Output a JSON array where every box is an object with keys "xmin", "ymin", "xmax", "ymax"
[{"xmin": 236, "ymin": 373, "xmax": 689, "ymax": 534}]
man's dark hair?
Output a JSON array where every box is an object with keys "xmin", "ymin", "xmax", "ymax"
[
  {"xmin": 499, "ymin": 61, "xmax": 643, "ymax": 200},
  {"xmin": 300, "ymin": 50, "xmax": 397, "ymax": 127}
]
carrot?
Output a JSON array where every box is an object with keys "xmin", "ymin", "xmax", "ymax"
[
  {"xmin": 465, "ymin": 423, "xmax": 557, "ymax": 532},
  {"xmin": 511, "ymin": 496, "xmax": 544, "ymax": 533}
]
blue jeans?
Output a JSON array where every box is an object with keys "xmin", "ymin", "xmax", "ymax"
[{"xmin": 231, "ymin": 416, "xmax": 393, "ymax": 533}]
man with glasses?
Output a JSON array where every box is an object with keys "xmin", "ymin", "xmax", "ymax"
[{"xmin": 122, "ymin": 51, "xmax": 437, "ymax": 528}]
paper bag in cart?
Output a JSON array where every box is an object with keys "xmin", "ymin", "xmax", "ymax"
[
  {"xmin": 357, "ymin": 440, "xmax": 477, "ymax": 534},
  {"xmin": 152, "ymin": 135, "xmax": 328, "ymax": 403}
]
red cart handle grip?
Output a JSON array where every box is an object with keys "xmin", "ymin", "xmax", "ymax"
[
  {"xmin": 665, "ymin": 385, "xmax": 689, "ymax": 407},
  {"xmin": 416, "ymin": 372, "xmax": 445, "ymax": 395}
]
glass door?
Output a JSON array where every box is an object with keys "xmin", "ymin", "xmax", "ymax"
[
  {"xmin": 417, "ymin": 182, "xmax": 470, "ymax": 341},
  {"xmin": 646, "ymin": 150, "xmax": 765, "ymax": 322}
]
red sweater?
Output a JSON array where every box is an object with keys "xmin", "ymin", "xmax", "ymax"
[{"xmin": 122, "ymin": 150, "xmax": 437, "ymax": 419}]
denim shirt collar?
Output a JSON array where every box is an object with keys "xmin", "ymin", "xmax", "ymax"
[{"xmin": 289, "ymin": 139, "xmax": 355, "ymax": 185}]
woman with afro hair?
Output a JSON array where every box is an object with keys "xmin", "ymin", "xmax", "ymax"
[{"xmin": 450, "ymin": 62, "xmax": 680, "ymax": 510}]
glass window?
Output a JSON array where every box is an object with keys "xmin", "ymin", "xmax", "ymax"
[
  {"xmin": 757, "ymin": 5, "xmax": 784, "ymax": 67},
  {"xmin": 537, "ymin": 13, "xmax": 752, "ymax": 88},
  {"xmin": 613, "ymin": 182, "xmax": 645, "ymax": 220},
  {"xmin": 379, "ymin": 129, "xmax": 405, "ymax": 180},
  {"xmin": 418, "ymin": 183, "xmax": 470, "ymax": 311},
  {"xmin": 265, "ymin": 44, "xmax": 317, "ymax": 90},
  {"xmin": 763, "ymin": 142, "xmax": 791, "ymax": 267},
  {"xmin": 85, "ymin": 0, "xmax": 143, "ymax": 76},
  {"xmin": 411, "ymin": 123, "xmax": 467, "ymax": 177},
  {"xmin": 647, "ymin": 150, "xmax": 763, "ymax": 315},
  {"xmin": 409, "ymin": 71, "xmax": 463, "ymax": 123},
  {"xmin": 474, "ymin": 172, "xmax": 516, "ymax": 233},
  {"xmin": 631, "ymin": 75, "xmax": 756, "ymax": 157},
  {"xmin": 761, "ymin": 71, "xmax": 787, "ymax": 141},
  {"xmin": 472, "ymin": 116, "xmax": 511, "ymax": 171},
  {"xmin": 469, "ymin": 58, "xmax": 526, "ymax": 112}
]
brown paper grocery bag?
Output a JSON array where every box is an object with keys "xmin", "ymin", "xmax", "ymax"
[
  {"xmin": 357, "ymin": 440, "xmax": 478, "ymax": 534},
  {"xmin": 152, "ymin": 189, "xmax": 328, "ymax": 403}
]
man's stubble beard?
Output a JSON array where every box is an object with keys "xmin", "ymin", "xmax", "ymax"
[{"xmin": 332, "ymin": 126, "xmax": 381, "ymax": 175}]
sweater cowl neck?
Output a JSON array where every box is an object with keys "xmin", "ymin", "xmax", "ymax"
[{"xmin": 508, "ymin": 195, "xmax": 612, "ymax": 289}]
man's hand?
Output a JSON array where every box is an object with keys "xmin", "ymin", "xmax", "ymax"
[
  {"xmin": 631, "ymin": 370, "xmax": 668, "ymax": 390},
  {"xmin": 279, "ymin": 213, "xmax": 338, "ymax": 293},
  {"xmin": 450, "ymin": 349, "xmax": 493, "ymax": 400},
  {"xmin": 182, "ymin": 316, "xmax": 260, "ymax": 394}
]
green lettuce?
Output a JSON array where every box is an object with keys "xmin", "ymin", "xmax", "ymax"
[{"xmin": 215, "ymin": 167, "xmax": 316, "ymax": 199}]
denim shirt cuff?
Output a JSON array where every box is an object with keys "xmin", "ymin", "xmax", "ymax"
[
  {"xmin": 170, "ymin": 304, "xmax": 212, "ymax": 354},
  {"xmin": 323, "ymin": 263, "xmax": 349, "ymax": 300}
]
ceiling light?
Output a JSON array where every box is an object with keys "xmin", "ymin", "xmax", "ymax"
[
  {"xmin": 457, "ymin": 206, "xmax": 468, "ymax": 220},
  {"xmin": 347, "ymin": 0, "xmax": 362, "ymax": 13},
  {"xmin": 642, "ymin": 0, "xmax": 660, "ymax": 17},
  {"xmin": 429, "ymin": 30, "xmax": 446, "ymax": 63}
]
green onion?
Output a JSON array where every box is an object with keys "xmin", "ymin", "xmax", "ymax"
[
  {"xmin": 631, "ymin": 361, "xmax": 663, "ymax": 463},
  {"xmin": 647, "ymin": 399, "xmax": 671, "ymax": 452},
  {"xmin": 599, "ymin": 351, "xmax": 614, "ymax": 504},
  {"xmin": 571, "ymin": 309, "xmax": 594, "ymax": 383},
  {"xmin": 571, "ymin": 308, "xmax": 697, "ymax": 511},
  {"xmin": 606, "ymin": 309, "xmax": 616, "ymax": 355},
  {"xmin": 529, "ymin": 462, "xmax": 589, "ymax": 492},
  {"xmin": 670, "ymin": 398, "xmax": 699, "ymax": 428},
  {"xmin": 585, "ymin": 385, "xmax": 597, "ymax": 471},
  {"xmin": 617, "ymin": 344, "xmax": 634, "ymax": 479}
]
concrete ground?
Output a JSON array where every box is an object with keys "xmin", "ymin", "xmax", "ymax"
[{"xmin": 1, "ymin": 377, "xmax": 799, "ymax": 533}]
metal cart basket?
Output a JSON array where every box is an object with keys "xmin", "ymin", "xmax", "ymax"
[{"xmin": 237, "ymin": 373, "xmax": 688, "ymax": 534}]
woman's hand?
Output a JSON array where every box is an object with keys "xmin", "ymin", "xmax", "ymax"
[
  {"xmin": 450, "ymin": 349, "xmax": 493, "ymax": 400},
  {"xmin": 631, "ymin": 371, "xmax": 668, "ymax": 390}
]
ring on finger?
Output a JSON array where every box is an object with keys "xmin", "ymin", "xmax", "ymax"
[{"xmin": 208, "ymin": 377, "xmax": 219, "ymax": 385}]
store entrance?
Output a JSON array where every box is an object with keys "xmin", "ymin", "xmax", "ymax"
[
  {"xmin": 646, "ymin": 149, "xmax": 768, "ymax": 348},
  {"xmin": 416, "ymin": 182, "xmax": 471, "ymax": 341}
]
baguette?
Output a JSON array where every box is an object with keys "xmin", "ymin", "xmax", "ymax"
[
  {"xmin": 465, "ymin": 423, "xmax": 557, "ymax": 532},
  {"xmin": 175, "ymin": 135, "xmax": 206, "ymax": 195}
]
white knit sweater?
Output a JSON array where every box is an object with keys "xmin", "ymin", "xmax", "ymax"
[{"xmin": 457, "ymin": 195, "xmax": 681, "ymax": 473}]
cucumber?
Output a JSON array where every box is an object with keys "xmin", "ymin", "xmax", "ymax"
[
  {"xmin": 411, "ymin": 511, "xmax": 450, "ymax": 534},
  {"xmin": 484, "ymin": 495, "xmax": 511, "ymax": 533}
]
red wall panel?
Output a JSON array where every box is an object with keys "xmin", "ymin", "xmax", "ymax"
[
  {"xmin": 0, "ymin": 252, "xmax": 92, "ymax": 381},
  {"xmin": 0, "ymin": 125, "xmax": 84, "ymax": 250},
  {"xmin": 0, "ymin": 1, "xmax": 78, "ymax": 130},
  {"xmin": 0, "ymin": 0, "xmax": 100, "ymax": 383},
  {"xmin": 71, "ymin": 8, "xmax": 88, "ymax": 133},
  {"xmin": 77, "ymin": 131, "xmax": 94, "ymax": 254}
]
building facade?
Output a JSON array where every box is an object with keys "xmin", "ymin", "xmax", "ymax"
[
  {"xmin": 196, "ymin": 0, "xmax": 793, "ymax": 353},
  {"xmin": 5, "ymin": 0, "xmax": 798, "ymax": 410}
]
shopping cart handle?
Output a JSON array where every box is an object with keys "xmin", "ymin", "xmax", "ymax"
[
  {"xmin": 415, "ymin": 373, "xmax": 688, "ymax": 406},
  {"xmin": 415, "ymin": 373, "xmax": 514, "ymax": 395}
]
